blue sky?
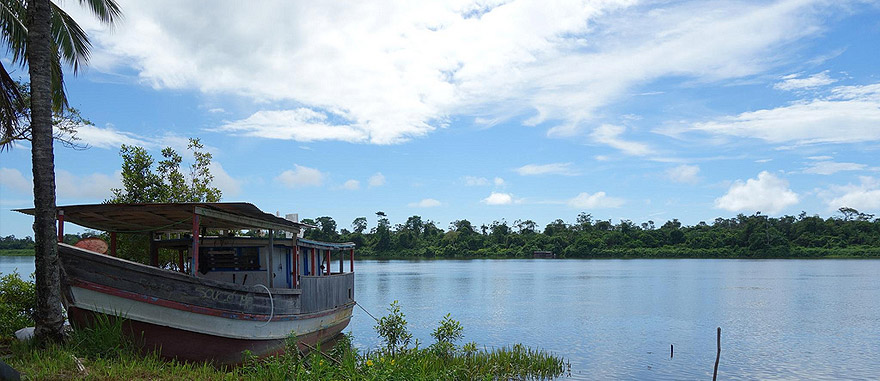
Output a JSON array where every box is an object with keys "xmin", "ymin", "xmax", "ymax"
[{"xmin": 2, "ymin": 0, "xmax": 880, "ymax": 237}]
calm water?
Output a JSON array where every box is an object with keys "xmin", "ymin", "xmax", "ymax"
[{"xmin": 4, "ymin": 257, "xmax": 879, "ymax": 380}]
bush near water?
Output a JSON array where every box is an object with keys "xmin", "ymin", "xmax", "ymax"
[{"xmin": 1, "ymin": 288, "xmax": 567, "ymax": 380}]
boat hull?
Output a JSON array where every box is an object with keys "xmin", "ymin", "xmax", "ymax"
[{"xmin": 57, "ymin": 243, "xmax": 354, "ymax": 365}]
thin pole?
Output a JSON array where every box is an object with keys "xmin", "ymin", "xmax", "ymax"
[
  {"xmin": 192, "ymin": 213, "xmax": 200, "ymax": 277},
  {"xmin": 713, "ymin": 327, "xmax": 721, "ymax": 381},
  {"xmin": 350, "ymin": 248, "xmax": 354, "ymax": 272},
  {"xmin": 56, "ymin": 210, "xmax": 64, "ymax": 243},
  {"xmin": 339, "ymin": 249, "xmax": 343, "ymax": 273}
]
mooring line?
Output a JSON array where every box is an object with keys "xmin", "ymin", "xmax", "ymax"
[
  {"xmin": 355, "ymin": 300, "xmax": 379, "ymax": 322},
  {"xmin": 256, "ymin": 284, "xmax": 274, "ymax": 327}
]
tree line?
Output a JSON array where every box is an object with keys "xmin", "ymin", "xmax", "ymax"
[{"xmin": 298, "ymin": 207, "xmax": 880, "ymax": 258}]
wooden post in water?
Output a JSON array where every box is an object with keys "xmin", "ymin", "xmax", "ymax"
[
  {"xmin": 670, "ymin": 344, "xmax": 673, "ymax": 358},
  {"xmin": 713, "ymin": 327, "xmax": 721, "ymax": 381}
]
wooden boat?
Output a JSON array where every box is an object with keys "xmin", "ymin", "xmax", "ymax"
[{"xmin": 17, "ymin": 203, "xmax": 356, "ymax": 365}]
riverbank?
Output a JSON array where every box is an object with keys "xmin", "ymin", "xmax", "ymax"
[
  {"xmin": 5, "ymin": 246, "xmax": 880, "ymax": 259},
  {"xmin": 2, "ymin": 317, "xmax": 566, "ymax": 380},
  {"xmin": 0, "ymin": 249, "xmax": 34, "ymax": 256}
]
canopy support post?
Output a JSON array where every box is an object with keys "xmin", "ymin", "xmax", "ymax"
[
  {"xmin": 350, "ymin": 249, "xmax": 354, "ymax": 273},
  {"xmin": 192, "ymin": 213, "xmax": 200, "ymax": 277},
  {"xmin": 326, "ymin": 249, "xmax": 331, "ymax": 275},
  {"xmin": 267, "ymin": 229, "xmax": 274, "ymax": 288},
  {"xmin": 149, "ymin": 231, "xmax": 158, "ymax": 267},
  {"xmin": 56, "ymin": 209, "xmax": 64, "ymax": 243},
  {"xmin": 109, "ymin": 232, "xmax": 117, "ymax": 257},
  {"xmin": 293, "ymin": 243, "xmax": 299, "ymax": 288}
]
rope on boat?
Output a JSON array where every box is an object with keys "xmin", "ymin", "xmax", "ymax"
[
  {"xmin": 256, "ymin": 284, "xmax": 274, "ymax": 327},
  {"xmin": 355, "ymin": 300, "xmax": 379, "ymax": 322}
]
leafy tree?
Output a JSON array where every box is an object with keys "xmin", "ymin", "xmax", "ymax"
[
  {"xmin": 351, "ymin": 217, "xmax": 367, "ymax": 234},
  {"xmin": 107, "ymin": 139, "xmax": 221, "ymax": 263}
]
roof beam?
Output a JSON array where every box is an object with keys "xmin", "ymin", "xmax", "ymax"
[{"xmin": 194, "ymin": 206, "xmax": 299, "ymax": 232}]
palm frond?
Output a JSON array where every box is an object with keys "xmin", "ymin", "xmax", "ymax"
[
  {"xmin": 49, "ymin": 47, "xmax": 68, "ymax": 112},
  {"xmin": 76, "ymin": 0, "xmax": 121, "ymax": 25},
  {"xmin": 0, "ymin": 61, "xmax": 26, "ymax": 151},
  {"xmin": 50, "ymin": 2, "xmax": 90, "ymax": 74},
  {"xmin": 0, "ymin": 0, "xmax": 28, "ymax": 64}
]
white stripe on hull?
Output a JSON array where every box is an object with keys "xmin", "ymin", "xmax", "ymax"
[{"xmin": 70, "ymin": 286, "xmax": 352, "ymax": 340}]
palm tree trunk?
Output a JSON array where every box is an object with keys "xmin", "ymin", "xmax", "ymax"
[{"xmin": 27, "ymin": 0, "xmax": 65, "ymax": 343}]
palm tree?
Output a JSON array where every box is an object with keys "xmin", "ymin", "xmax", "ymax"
[{"xmin": 2, "ymin": 0, "xmax": 120, "ymax": 343}]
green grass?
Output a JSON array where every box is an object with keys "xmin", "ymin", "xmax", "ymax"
[
  {"xmin": 0, "ymin": 249, "xmax": 34, "ymax": 256},
  {"xmin": 5, "ymin": 328, "xmax": 567, "ymax": 380}
]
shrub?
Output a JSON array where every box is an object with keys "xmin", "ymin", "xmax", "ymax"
[
  {"xmin": 0, "ymin": 271, "xmax": 36, "ymax": 337},
  {"xmin": 374, "ymin": 300, "xmax": 412, "ymax": 356},
  {"xmin": 429, "ymin": 313, "xmax": 463, "ymax": 357}
]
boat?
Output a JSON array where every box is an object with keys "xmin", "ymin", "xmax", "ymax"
[{"xmin": 16, "ymin": 202, "xmax": 356, "ymax": 365}]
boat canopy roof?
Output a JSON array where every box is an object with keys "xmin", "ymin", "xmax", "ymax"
[
  {"xmin": 296, "ymin": 238, "xmax": 355, "ymax": 250},
  {"xmin": 15, "ymin": 202, "xmax": 313, "ymax": 234}
]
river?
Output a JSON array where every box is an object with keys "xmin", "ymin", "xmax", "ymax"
[{"xmin": 4, "ymin": 257, "xmax": 879, "ymax": 380}]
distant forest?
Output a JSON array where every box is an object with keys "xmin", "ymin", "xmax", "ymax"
[
  {"xmin": 297, "ymin": 207, "xmax": 880, "ymax": 258},
  {"xmin": 4, "ymin": 207, "xmax": 880, "ymax": 258}
]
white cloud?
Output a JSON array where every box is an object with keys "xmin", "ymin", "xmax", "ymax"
[
  {"xmin": 566, "ymin": 192, "xmax": 624, "ymax": 209},
  {"xmin": 71, "ymin": 0, "xmax": 841, "ymax": 144},
  {"xmin": 408, "ymin": 198, "xmax": 442, "ymax": 208},
  {"xmin": 368, "ymin": 173, "xmax": 386, "ymax": 187},
  {"xmin": 342, "ymin": 179, "xmax": 360, "ymax": 190},
  {"xmin": 714, "ymin": 171, "xmax": 799, "ymax": 213},
  {"xmin": 0, "ymin": 168, "xmax": 122, "ymax": 201},
  {"xmin": 55, "ymin": 170, "xmax": 122, "ymax": 200},
  {"xmin": 482, "ymin": 192, "xmax": 513, "ymax": 205},
  {"xmin": 493, "ymin": 177, "xmax": 505, "ymax": 186},
  {"xmin": 0, "ymin": 168, "xmax": 31, "ymax": 194},
  {"xmin": 217, "ymin": 109, "xmax": 370, "ymax": 143},
  {"xmin": 665, "ymin": 165, "xmax": 700, "ymax": 184},
  {"xmin": 515, "ymin": 162, "xmax": 577, "ymax": 176},
  {"xmin": 590, "ymin": 124, "xmax": 653, "ymax": 156},
  {"xmin": 209, "ymin": 162, "xmax": 242, "ymax": 196},
  {"xmin": 275, "ymin": 165, "xmax": 325, "ymax": 188},
  {"xmin": 774, "ymin": 71, "xmax": 836, "ymax": 91},
  {"xmin": 72, "ymin": 124, "xmax": 150, "ymax": 149},
  {"xmin": 823, "ymin": 176, "xmax": 880, "ymax": 212},
  {"xmin": 686, "ymin": 82, "xmax": 880, "ymax": 146},
  {"xmin": 463, "ymin": 176, "xmax": 490, "ymax": 186},
  {"xmin": 803, "ymin": 161, "xmax": 867, "ymax": 175}
]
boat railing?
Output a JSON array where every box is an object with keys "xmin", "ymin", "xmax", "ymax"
[{"xmin": 299, "ymin": 272, "xmax": 354, "ymax": 314}]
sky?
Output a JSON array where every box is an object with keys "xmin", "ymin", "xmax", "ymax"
[{"xmin": 2, "ymin": 0, "xmax": 880, "ymax": 237}]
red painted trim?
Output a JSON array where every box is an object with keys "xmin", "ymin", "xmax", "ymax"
[
  {"xmin": 70, "ymin": 278, "xmax": 352, "ymax": 322},
  {"xmin": 69, "ymin": 307, "xmax": 351, "ymax": 365},
  {"xmin": 311, "ymin": 248, "xmax": 316, "ymax": 276},
  {"xmin": 326, "ymin": 249, "xmax": 331, "ymax": 275}
]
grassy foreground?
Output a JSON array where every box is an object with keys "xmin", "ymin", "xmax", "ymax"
[{"xmin": 2, "ymin": 302, "xmax": 567, "ymax": 380}]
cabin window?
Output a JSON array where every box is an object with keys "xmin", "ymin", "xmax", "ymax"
[{"xmin": 201, "ymin": 247, "xmax": 261, "ymax": 271}]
